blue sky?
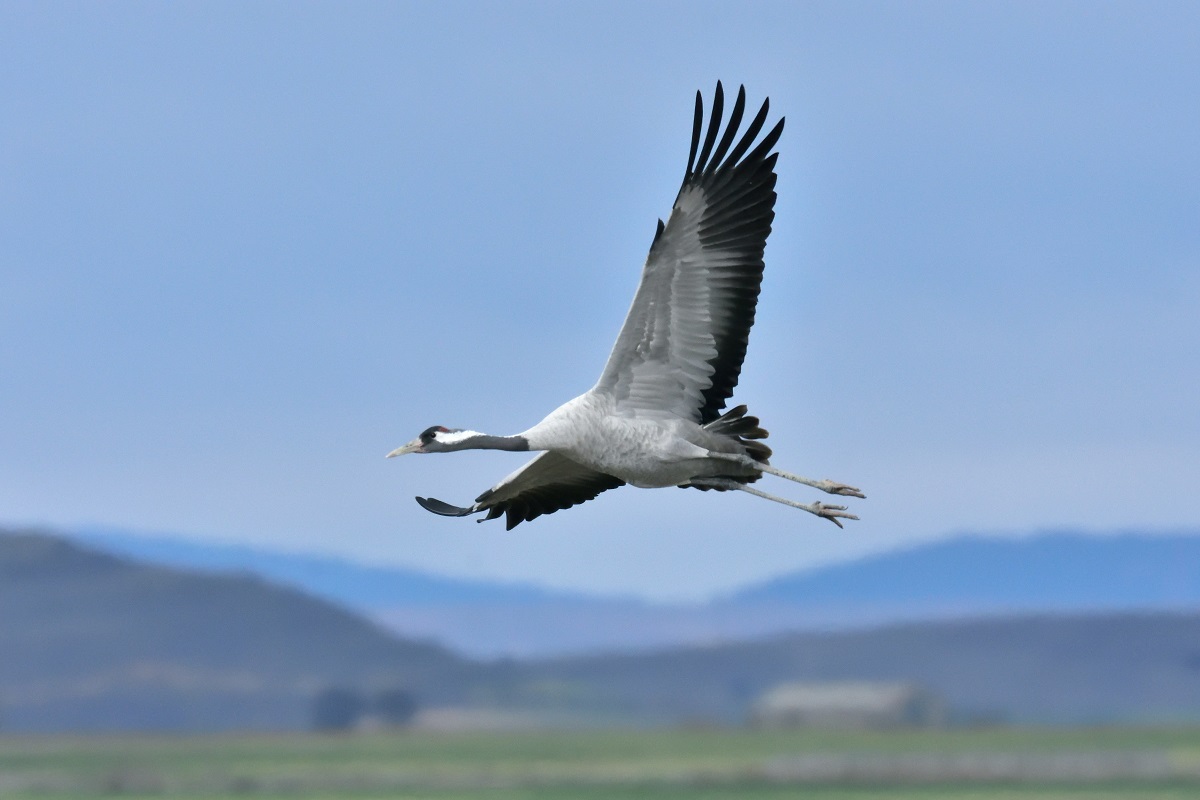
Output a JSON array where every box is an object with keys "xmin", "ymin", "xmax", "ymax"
[{"xmin": 2, "ymin": 2, "xmax": 1197, "ymax": 601}]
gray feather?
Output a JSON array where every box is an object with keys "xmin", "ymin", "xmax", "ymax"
[{"xmin": 592, "ymin": 82, "xmax": 783, "ymax": 424}]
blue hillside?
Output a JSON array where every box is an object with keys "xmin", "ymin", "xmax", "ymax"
[
  {"xmin": 72, "ymin": 527, "xmax": 594, "ymax": 609},
  {"xmin": 728, "ymin": 532, "xmax": 1200, "ymax": 610}
]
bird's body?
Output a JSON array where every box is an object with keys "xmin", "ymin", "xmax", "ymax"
[
  {"xmin": 520, "ymin": 393, "xmax": 755, "ymax": 489},
  {"xmin": 389, "ymin": 83, "xmax": 864, "ymax": 529}
]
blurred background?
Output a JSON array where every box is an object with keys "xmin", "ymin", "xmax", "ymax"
[{"xmin": 2, "ymin": 0, "xmax": 1200, "ymax": 771}]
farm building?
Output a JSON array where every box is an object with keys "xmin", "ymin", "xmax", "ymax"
[{"xmin": 749, "ymin": 681, "xmax": 944, "ymax": 729}]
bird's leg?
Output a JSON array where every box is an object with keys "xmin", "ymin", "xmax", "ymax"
[
  {"xmin": 690, "ymin": 478, "xmax": 858, "ymax": 528},
  {"xmin": 706, "ymin": 452, "xmax": 865, "ymax": 498}
]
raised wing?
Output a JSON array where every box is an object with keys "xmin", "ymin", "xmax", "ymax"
[
  {"xmin": 592, "ymin": 82, "xmax": 784, "ymax": 424},
  {"xmin": 416, "ymin": 452, "xmax": 624, "ymax": 531}
]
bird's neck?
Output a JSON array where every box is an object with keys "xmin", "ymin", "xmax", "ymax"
[{"xmin": 440, "ymin": 431, "xmax": 530, "ymax": 452}]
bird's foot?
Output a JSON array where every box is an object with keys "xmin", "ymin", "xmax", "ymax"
[
  {"xmin": 811, "ymin": 479, "xmax": 866, "ymax": 499},
  {"xmin": 805, "ymin": 501, "xmax": 859, "ymax": 529}
]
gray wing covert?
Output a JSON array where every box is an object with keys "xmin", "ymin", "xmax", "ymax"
[{"xmin": 592, "ymin": 82, "xmax": 784, "ymax": 424}]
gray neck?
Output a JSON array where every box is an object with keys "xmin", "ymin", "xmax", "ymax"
[{"xmin": 442, "ymin": 433, "xmax": 529, "ymax": 453}]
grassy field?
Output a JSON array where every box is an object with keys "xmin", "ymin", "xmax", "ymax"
[{"xmin": 2, "ymin": 726, "xmax": 1200, "ymax": 799}]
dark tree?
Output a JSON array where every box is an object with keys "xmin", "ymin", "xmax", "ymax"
[
  {"xmin": 373, "ymin": 688, "xmax": 418, "ymax": 727},
  {"xmin": 311, "ymin": 687, "xmax": 364, "ymax": 731}
]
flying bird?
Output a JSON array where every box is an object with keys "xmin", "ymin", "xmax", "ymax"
[{"xmin": 388, "ymin": 82, "xmax": 864, "ymax": 530}]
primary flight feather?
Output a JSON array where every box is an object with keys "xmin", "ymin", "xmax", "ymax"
[{"xmin": 388, "ymin": 82, "xmax": 864, "ymax": 530}]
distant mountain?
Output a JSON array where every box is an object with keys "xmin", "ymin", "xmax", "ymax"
[
  {"xmin": 375, "ymin": 532, "xmax": 1200, "ymax": 657},
  {"xmin": 520, "ymin": 611, "xmax": 1200, "ymax": 726},
  {"xmin": 72, "ymin": 527, "xmax": 596, "ymax": 607},
  {"xmin": 0, "ymin": 530, "xmax": 482, "ymax": 733},
  {"xmin": 6, "ymin": 528, "xmax": 1200, "ymax": 731},
  {"xmin": 726, "ymin": 532, "xmax": 1200, "ymax": 611},
  {"xmin": 65, "ymin": 528, "xmax": 1200, "ymax": 658}
]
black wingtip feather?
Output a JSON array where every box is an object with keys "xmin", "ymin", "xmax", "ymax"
[
  {"xmin": 687, "ymin": 90, "xmax": 703, "ymax": 174},
  {"xmin": 722, "ymin": 97, "xmax": 771, "ymax": 169},
  {"xmin": 505, "ymin": 501, "xmax": 528, "ymax": 531},
  {"xmin": 741, "ymin": 116, "xmax": 786, "ymax": 167},
  {"xmin": 693, "ymin": 81, "xmax": 725, "ymax": 176},
  {"xmin": 705, "ymin": 85, "xmax": 746, "ymax": 177},
  {"xmin": 415, "ymin": 496, "xmax": 476, "ymax": 517}
]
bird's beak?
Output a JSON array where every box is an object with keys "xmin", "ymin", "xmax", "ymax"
[{"xmin": 386, "ymin": 439, "xmax": 423, "ymax": 458}]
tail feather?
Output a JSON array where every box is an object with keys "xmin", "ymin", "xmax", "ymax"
[{"xmin": 704, "ymin": 404, "xmax": 772, "ymax": 463}]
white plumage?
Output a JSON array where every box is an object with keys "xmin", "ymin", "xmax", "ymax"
[{"xmin": 388, "ymin": 83, "xmax": 864, "ymax": 530}]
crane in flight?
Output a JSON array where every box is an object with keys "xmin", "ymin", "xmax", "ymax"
[{"xmin": 388, "ymin": 82, "xmax": 864, "ymax": 530}]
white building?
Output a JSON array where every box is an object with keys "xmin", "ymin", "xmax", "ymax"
[{"xmin": 749, "ymin": 681, "xmax": 944, "ymax": 729}]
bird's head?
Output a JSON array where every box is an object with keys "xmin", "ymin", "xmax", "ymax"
[{"xmin": 386, "ymin": 426, "xmax": 464, "ymax": 457}]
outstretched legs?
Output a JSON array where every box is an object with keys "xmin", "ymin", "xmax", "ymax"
[
  {"xmin": 706, "ymin": 452, "xmax": 866, "ymax": 499},
  {"xmin": 689, "ymin": 477, "xmax": 860, "ymax": 528}
]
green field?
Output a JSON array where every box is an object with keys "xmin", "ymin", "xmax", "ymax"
[{"xmin": 2, "ymin": 726, "xmax": 1200, "ymax": 799}]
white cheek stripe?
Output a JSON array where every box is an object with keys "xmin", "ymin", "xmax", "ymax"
[{"xmin": 436, "ymin": 429, "xmax": 484, "ymax": 445}]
